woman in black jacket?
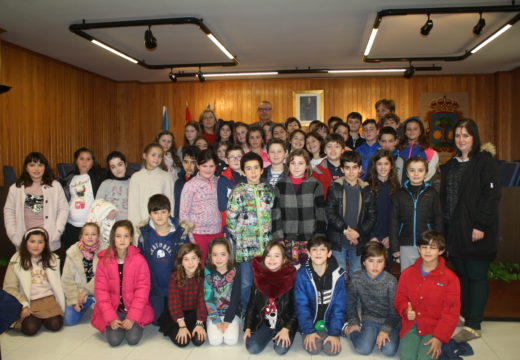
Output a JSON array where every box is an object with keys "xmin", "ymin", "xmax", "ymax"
[
  {"xmin": 440, "ymin": 119, "xmax": 501, "ymax": 342},
  {"xmin": 243, "ymin": 241, "xmax": 297, "ymax": 355}
]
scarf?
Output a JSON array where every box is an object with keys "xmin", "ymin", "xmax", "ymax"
[{"xmin": 78, "ymin": 239, "xmax": 100, "ymax": 261}]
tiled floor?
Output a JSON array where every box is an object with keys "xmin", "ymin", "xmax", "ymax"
[{"xmin": 1, "ymin": 315, "xmax": 519, "ymax": 360}]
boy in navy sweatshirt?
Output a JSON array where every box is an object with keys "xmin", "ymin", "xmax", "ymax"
[{"xmin": 138, "ymin": 194, "xmax": 192, "ymax": 323}]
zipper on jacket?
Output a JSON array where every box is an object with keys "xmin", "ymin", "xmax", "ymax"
[{"xmin": 405, "ymin": 184, "xmax": 427, "ymax": 246}]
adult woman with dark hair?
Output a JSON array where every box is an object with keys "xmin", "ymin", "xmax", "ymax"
[
  {"xmin": 4, "ymin": 152, "xmax": 68, "ymax": 251},
  {"xmin": 440, "ymin": 118, "xmax": 501, "ymax": 342}
]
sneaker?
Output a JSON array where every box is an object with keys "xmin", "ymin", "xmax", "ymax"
[{"xmin": 453, "ymin": 326, "xmax": 482, "ymax": 342}]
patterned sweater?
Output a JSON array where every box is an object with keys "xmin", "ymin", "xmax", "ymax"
[
  {"xmin": 227, "ymin": 182, "xmax": 275, "ymax": 262},
  {"xmin": 179, "ymin": 174, "xmax": 221, "ymax": 240},
  {"xmin": 347, "ymin": 270, "xmax": 400, "ymax": 334},
  {"xmin": 203, "ymin": 267, "xmax": 241, "ymax": 323}
]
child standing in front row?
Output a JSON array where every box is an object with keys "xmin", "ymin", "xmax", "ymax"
[
  {"xmin": 3, "ymin": 227, "xmax": 65, "ymax": 335},
  {"xmin": 243, "ymin": 241, "xmax": 297, "ymax": 355},
  {"xmin": 395, "ymin": 230, "xmax": 460, "ymax": 360},
  {"xmin": 204, "ymin": 238, "xmax": 241, "ymax": 346},
  {"xmin": 390, "ymin": 157, "xmax": 443, "ymax": 271},
  {"xmin": 180, "ymin": 149, "xmax": 223, "ymax": 264},
  {"xmin": 159, "ymin": 243, "xmax": 207, "ymax": 347},
  {"xmin": 345, "ymin": 242, "xmax": 400, "ymax": 357},
  {"xmin": 294, "ymin": 235, "xmax": 347, "ymax": 356},
  {"xmin": 128, "ymin": 143, "xmax": 174, "ymax": 243},
  {"xmin": 92, "ymin": 220, "xmax": 154, "ymax": 346},
  {"xmin": 62, "ymin": 222, "xmax": 100, "ymax": 326},
  {"xmin": 138, "ymin": 194, "xmax": 191, "ymax": 323}
]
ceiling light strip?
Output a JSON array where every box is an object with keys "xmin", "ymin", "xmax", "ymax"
[
  {"xmin": 204, "ymin": 72, "xmax": 279, "ymax": 77},
  {"xmin": 328, "ymin": 69, "xmax": 405, "ymax": 73},
  {"xmin": 91, "ymin": 40, "xmax": 138, "ymax": 64},
  {"xmin": 207, "ymin": 34, "xmax": 234, "ymax": 60},
  {"xmin": 363, "ymin": 28, "xmax": 379, "ymax": 56},
  {"xmin": 470, "ymin": 24, "xmax": 512, "ymax": 54}
]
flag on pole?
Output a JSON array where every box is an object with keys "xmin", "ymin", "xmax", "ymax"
[
  {"xmin": 185, "ymin": 102, "xmax": 192, "ymax": 123},
  {"xmin": 162, "ymin": 106, "xmax": 169, "ymax": 130}
]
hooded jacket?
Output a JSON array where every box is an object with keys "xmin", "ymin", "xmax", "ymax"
[
  {"xmin": 91, "ymin": 246, "xmax": 154, "ymax": 333},
  {"xmin": 244, "ymin": 256, "xmax": 297, "ymax": 334},
  {"xmin": 294, "ymin": 257, "xmax": 347, "ymax": 336},
  {"xmin": 390, "ymin": 181, "xmax": 443, "ymax": 254},
  {"xmin": 325, "ymin": 178, "xmax": 377, "ymax": 253},
  {"xmin": 440, "ymin": 143, "xmax": 501, "ymax": 260}
]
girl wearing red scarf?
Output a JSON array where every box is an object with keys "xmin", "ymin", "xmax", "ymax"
[{"xmin": 243, "ymin": 241, "xmax": 297, "ymax": 355}]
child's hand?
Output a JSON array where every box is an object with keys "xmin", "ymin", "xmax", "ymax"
[
  {"xmin": 471, "ymin": 229, "xmax": 484, "ymax": 242},
  {"xmin": 110, "ymin": 319, "xmax": 122, "ymax": 330},
  {"xmin": 424, "ymin": 337, "xmax": 442, "ymax": 359},
  {"xmin": 121, "ymin": 319, "xmax": 134, "ymax": 330},
  {"xmin": 176, "ymin": 327, "xmax": 191, "ymax": 344},
  {"xmin": 77, "ymin": 291, "xmax": 87, "ymax": 305},
  {"xmin": 243, "ymin": 328, "xmax": 251, "ymax": 343},
  {"xmin": 382, "ymin": 237, "xmax": 390, "ymax": 248},
  {"xmin": 20, "ymin": 307, "xmax": 32, "ymax": 320},
  {"xmin": 323, "ymin": 335, "xmax": 341, "ymax": 354},
  {"xmin": 370, "ymin": 237, "xmax": 379, "ymax": 243},
  {"xmin": 406, "ymin": 302, "xmax": 416, "ymax": 321},
  {"xmin": 376, "ymin": 330, "xmax": 390, "ymax": 349},
  {"xmin": 345, "ymin": 325, "xmax": 361, "ymax": 336},
  {"xmin": 192, "ymin": 325, "xmax": 206, "ymax": 342},
  {"xmin": 273, "ymin": 328, "xmax": 291, "ymax": 348},
  {"xmin": 73, "ymin": 303, "xmax": 83, "ymax": 312},
  {"xmin": 345, "ymin": 227, "xmax": 360, "ymax": 243},
  {"xmin": 393, "ymin": 252, "xmax": 400, "ymax": 258},
  {"xmin": 303, "ymin": 332, "xmax": 320, "ymax": 352}
]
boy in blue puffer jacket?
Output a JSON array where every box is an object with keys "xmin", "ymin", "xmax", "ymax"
[
  {"xmin": 294, "ymin": 235, "xmax": 347, "ymax": 356},
  {"xmin": 138, "ymin": 194, "xmax": 192, "ymax": 323}
]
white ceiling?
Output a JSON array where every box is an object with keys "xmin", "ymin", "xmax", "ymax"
[{"xmin": 0, "ymin": 0, "xmax": 519, "ymax": 82}]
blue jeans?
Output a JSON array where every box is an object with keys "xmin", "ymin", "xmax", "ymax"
[
  {"xmin": 349, "ymin": 320, "xmax": 400, "ymax": 357},
  {"xmin": 240, "ymin": 261, "xmax": 253, "ymax": 312},
  {"xmin": 246, "ymin": 323, "xmax": 294, "ymax": 355},
  {"xmin": 332, "ymin": 244, "xmax": 361, "ymax": 278},
  {"xmin": 64, "ymin": 296, "xmax": 95, "ymax": 326}
]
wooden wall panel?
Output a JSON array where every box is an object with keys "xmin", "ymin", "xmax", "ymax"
[{"xmin": 0, "ymin": 41, "xmax": 116, "ymax": 183}]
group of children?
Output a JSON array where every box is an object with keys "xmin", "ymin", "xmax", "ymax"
[{"xmin": 2, "ymin": 99, "xmax": 463, "ymax": 359}]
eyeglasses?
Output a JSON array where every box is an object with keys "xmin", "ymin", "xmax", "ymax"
[
  {"xmin": 227, "ymin": 156, "xmax": 242, "ymax": 161},
  {"xmin": 258, "ymin": 107, "xmax": 272, "ymax": 111}
]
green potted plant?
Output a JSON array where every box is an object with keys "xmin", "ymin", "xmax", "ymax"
[{"xmin": 485, "ymin": 262, "xmax": 520, "ymax": 319}]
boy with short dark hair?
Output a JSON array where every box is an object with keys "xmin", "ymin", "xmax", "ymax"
[
  {"xmin": 346, "ymin": 112, "xmax": 366, "ymax": 150},
  {"xmin": 356, "ymin": 119, "xmax": 381, "ymax": 179},
  {"xmin": 217, "ymin": 144, "xmax": 246, "ymax": 230},
  {"xmin": 312, "ymin": 133, "xmax": 345, "ymax": 197},
  {"xmin": 227, "ymin": 151, "xmax": 275, "ymax": 311},
  {"xmin": 174, "ymin": 146, "xmax": 200, "ymax": 218},
  {"xmin": 381, "ymin": 113, "xmax": 401, "ymax": 130},
  {"xmin": 379, "ymin": 126, "xmax": 404, "ymax": 184},
  {"xmin": 345, "ymin": 242, "xmax": 400, "ymax": 357},
  {"xmin": 395, "ymin": 230, "xmax": 460, "ymax": 360},
  {"xmin": 138, "ymin": 194, "xmax": 191, "ymax": 322},
  {"xmin": 263, "ymin": 138, "xmax": 288, "ymax": 187},
  {"xmin": 294, "ymin": 235, "xmax": 347, "ymax": 356},
  {"xmin": 325, "ymin": 151, "xmax": 377, "ymax": 277}
]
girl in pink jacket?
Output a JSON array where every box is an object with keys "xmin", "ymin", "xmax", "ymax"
[
  {"xmin": 179, "ymin": 149, "xmax": 223, "ymax": 264},
  {"xmin": 92, "ymin": 220, "xmax": 154, "ymax": 346}
]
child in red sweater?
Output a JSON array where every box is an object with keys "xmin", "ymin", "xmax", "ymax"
[{"xmin": 394, "ymin": 230, "xmax": 460, "ymax": 360}]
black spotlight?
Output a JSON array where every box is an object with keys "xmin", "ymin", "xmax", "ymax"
[
  {"xmin": 473, "ymin": 13, "xmax": 486, "ymax": 35},
  {"xmin": 404, "ymin": 64, "xmax": 415, "ymax": 79},
  {"xmin": 168, "ymin": 71, "xmax": 177, "ymax": 82},
  {"xmin": 197, "ymin": 71, "xmax": 205, "ymax": 83},
  {"xmin": 420, "ymin": 15, "xmax": 433, "ymax": 36},
  {"xmin": 144, "ymin": 25, "xmax": 157, "ymax": 50}
]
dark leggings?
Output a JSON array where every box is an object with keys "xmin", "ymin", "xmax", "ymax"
[
  {"xmin": 21, "ymin": 315, "xmax": 63, "ymax": 336},
  {"xmin": 160, "ymin": 310, "xmax": 205, "ymax": 347}
]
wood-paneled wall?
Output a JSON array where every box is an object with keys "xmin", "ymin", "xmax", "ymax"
[
  {"xmin": 0, "ymin": 41, "xmax": 116, "ymax": 183},
  {"xmin": 1, "ymin": 39, "xmax": 519, "ymax": 185}
]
